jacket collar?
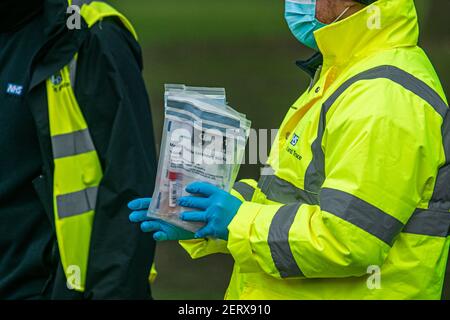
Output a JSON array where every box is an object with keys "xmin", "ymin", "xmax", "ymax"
[
  {"xmin": 42, "ymin": 0, "xmax": 69, "ymax": 38},
  {"xmin": 314, "ymin": 0, "xmax": 419, "ymax": 72},
  {"xmin": 29, "ymin": 0, "xmax": 89, "ymax": 91}
]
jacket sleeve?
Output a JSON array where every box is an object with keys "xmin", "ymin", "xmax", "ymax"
[
  {"xmin": 179, "ymin": 179, "xmax": 265, "ymax": 258},
  {"xmin": 74, "ymin": 19, "xmax": 157, "ymax": 299},
  {"xmin": 227, "ymin": 79, "xmax": 442, "ymax": 278},
  {"xmin": 232, "ymin": 179, "xmax": 264, "ymax": 202}
]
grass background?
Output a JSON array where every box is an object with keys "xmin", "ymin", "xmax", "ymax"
[{"xmin": 109, "ymin": 0, "xmax": 449, "ymax": 299}]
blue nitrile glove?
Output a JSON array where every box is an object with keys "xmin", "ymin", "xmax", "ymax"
[
  {"xmin": 178, "ymin": 182, "xmax": 243, "ymax": 240},
  {"xmin": 128, "ymin": 198, "xmax": 194, "ymax": 241}
]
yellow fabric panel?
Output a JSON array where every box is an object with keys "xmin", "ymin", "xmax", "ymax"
[
  {"xmin": 292, "ymin": 208, "xmax": 391, "ymax": 278},
  {"xmin": 314, "ymin": 0, "xmax": 419, "ymax": 71},
  {"xmin": 272, "ymin": 103, "xmax": 320, "ymax": 190},
  {"xmin": 55, "ymin": 210, "xmax": 95, "ymax": 292},
  {"xmin": 149, "ymin": 263, "xmax": 158, "ymax": 284},
  {"xmin": 80, "ymin": 1, "xmax": 138, "ymax": 40},
  {"xmin": 247, "ymin": 205, "xmax": 284, "ymax": 277},
  {"xmin": 179, "ymin": 238, "xmax": 230, "ymax": 259},
  {"xmin": 47, "ymin": 61, "xmax": 102, "ymax": 294},
  {"xmin": 47, "ymin": 66, "xmax": 87, "ymax": 135},
  {"xmin": 53, "ymin": 152, "xmax": 103, "ymax": 196},
  {"xmin": 322, "ymin": 78, "xmax": 443, "ymax": 223},
  {"xmin": 268, "ymin": 95, "xmax": 320, "ymax": 182},
  {"xmin": 227, "ymin": 202, "xmax": 273, "ymax": 274},
  {"xmin": 228, "ymin": 201, "xmax": 391, "ymax": 279},
  {"xmin": 377, "ymin": 233, "xmax": 450, "ymax": 299},
  {"xmin": 225, "ymin": 241, "xmax": 449, "ymax": 300},
  {"xmin": 267, "ymin": 68, "xmax": 337, "ymax": 191}
]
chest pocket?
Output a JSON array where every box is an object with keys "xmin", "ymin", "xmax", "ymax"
[
  {"xmin": 272, "ymin": 91, "xmax": 325, "ymax": 196},
  {"xmin": 260, "ymin": 97, "xmax": 324, "ymax": 206}
]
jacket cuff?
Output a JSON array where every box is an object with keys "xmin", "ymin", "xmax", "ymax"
[
  {"xmin": 227, "ymin": 202, "xmax": 264, "ymax": 273},
  {"xmin": 179, "ymin": 238, "xmax": 229, "ymax": 259}
]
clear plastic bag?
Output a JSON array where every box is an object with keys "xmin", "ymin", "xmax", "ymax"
[
  {"xmin": 148, "ymin": 84, "xmax": 251, "ymax": 233},
  {"xmin": 164, "ymin": 84, "xmax": 227, "ymax": 105}
]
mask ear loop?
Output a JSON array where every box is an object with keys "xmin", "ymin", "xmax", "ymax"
[{"xmin": 332, "ymin": 6, "xmax": 351, "ymax": 23}]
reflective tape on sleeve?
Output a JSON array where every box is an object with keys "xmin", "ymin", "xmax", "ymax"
[
  {"xmin": 258, "ymin": 174, "xmax": 319, "ymax": 205},
  {"xmin": 320, "ymin": 188, "xmax": 404, "ymax": 246},
  {"xmin": 268, "ymin": 203, "xmax": 304, "ymax": 278},
  {"xmin": 403, "ymin": 209, "xmax": 450, "ymax": 237},
  {"xmin": 233, "ymin": 182, "xmax": 255, "ymax": 201}
]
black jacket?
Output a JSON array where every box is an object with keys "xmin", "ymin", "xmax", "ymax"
[{"xmin": 2, "ymin": 0, "xmax": 157, "ymax": 299}]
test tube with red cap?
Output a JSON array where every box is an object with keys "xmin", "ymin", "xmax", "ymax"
[{"xmin": 168, "ymin": 171, "xmax": 179, "ymax": 208}]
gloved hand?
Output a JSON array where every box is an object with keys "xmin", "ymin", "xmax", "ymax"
[
  {"xmin": 178, "ymin": 182, "xmax": 243, "ymax": 240},
  {"xmin": 128, "ymin": 198, "xmax": 195, "ymax": 241}
]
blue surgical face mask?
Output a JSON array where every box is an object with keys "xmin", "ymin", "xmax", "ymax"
[{"xmin": 285, "ymin": 0, "xmax": 327, "ymax": 51}]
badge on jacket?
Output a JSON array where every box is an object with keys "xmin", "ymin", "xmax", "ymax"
[
  {"xmin": 6, "ymin": 83, "xmax": 23, "ymax": 96},
  {"xmin": 290, "ymin": 133, "xmax": 300, "ymax": 146}
]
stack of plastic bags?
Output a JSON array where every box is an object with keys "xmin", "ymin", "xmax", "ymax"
[{"xmin": 148, "ymin": 84, "xmax": 251, "ymax": 232}]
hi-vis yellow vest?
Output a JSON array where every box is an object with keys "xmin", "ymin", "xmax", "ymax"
[{"xmin": 46, "ymin": 0, "xmax": 155, "ymax": 292}]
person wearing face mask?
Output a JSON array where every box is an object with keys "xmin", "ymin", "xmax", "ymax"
[
  {"xmin": 0, "ymin": 0, "xmax": 157, "ymax": 299},
  {"xmin": 129, "ymin": 0, "xmax": 449, "ymax": 299}
]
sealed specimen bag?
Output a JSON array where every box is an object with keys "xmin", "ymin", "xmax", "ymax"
[{"xmin": 148, "ymin": 85, "xmax": 251, "ymax": 232}]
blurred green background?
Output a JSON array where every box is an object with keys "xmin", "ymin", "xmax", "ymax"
[{"xmin": 109, "ymin": 0, "xmax": 449, "ymax": 300}]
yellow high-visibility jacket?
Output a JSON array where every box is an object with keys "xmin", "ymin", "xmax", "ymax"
[{"xmin": 181, "ymin": 0, "xmax": 450, "ymax": 299}]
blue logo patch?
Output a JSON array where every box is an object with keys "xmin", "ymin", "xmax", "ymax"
[
  {"xmin": 6, "ymin": 83, "xmax": 24, "ymax": 96},
  {"xmin": 290, "ymin": 134, "xmax": 299, "ymax": 146},
  {"xmin": 50, "ymin": 73, "xmax": 63, "ymax": 86}
]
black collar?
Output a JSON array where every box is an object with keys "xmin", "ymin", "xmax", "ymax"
[
  {"xmin": 29, "ymin": 0, "xmax": 89, "ymax": 92},
  {"xmin": 296, "ymin": 52, "xmax": 323, "ymax": 79}
]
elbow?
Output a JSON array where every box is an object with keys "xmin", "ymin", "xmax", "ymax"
[
  {"xmin": 296, "ymin": 236, "xmax": 390, "ymax": 279},
  {"xmin": 344, "ymin": 241, "xmax": 389, "ymax": 277}
]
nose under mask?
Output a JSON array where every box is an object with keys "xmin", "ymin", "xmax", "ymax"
[{"xmin": 0, "ymin": 0, "xmax": 45, "ymax": 32}]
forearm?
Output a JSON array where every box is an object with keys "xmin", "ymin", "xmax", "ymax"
[{"xmin": 227, "ymin": 190, "xmax": 402, "ymax": 279}]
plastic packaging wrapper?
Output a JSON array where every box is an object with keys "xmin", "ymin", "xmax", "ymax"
[{"xmin": 148, "ymin": 84, "xmax": 251, "ymax": 232}]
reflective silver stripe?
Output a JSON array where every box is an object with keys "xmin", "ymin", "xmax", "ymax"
[
  {"xmin": 431, "ymin": 112, "xmax": 450, "ymax": 211},
  {"xmin": 305, "ymin": 65, "xmax": 449, "ymax": 193},
  {"xmin": 320, "ymin": 188, "xmax": 404, "ymax": 246},
  {"xmin": 56, "ymin": 187, "xmax": 98, "ymax": 219},
  {"xmin": 304, "ymin": 107, "xmax": 326, "ymax": 193},
  {"xmin": 258, "ymin": 174, "xmax": 319, "ymax": 205},
  {"xmin": 268, "ymin": 203, "xmax": 304, "ymax": 278},
  {"xmin": 431, "ymin": 165, "xmax": 450, "ymax": 211},
  {"xmin": 403, "ymin": 209, "xmax": 450, "ymax": 237},
  {"xmin": 233, "ymin": 182, "xmax": 255, "ymax": 201},
  {"xmin": 52, "ymin": 129, "xmax": 95, "ymax": 159},
  {"xmin": 322, "ymin": 65, "xmax": 448, "ymax": 117},
  {"xmin": 68, "ymin": 57, "xmax": 77, "ymax": 90}
]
